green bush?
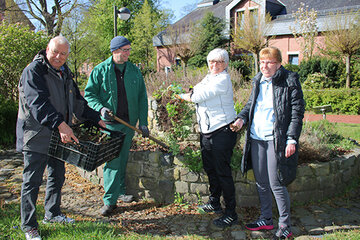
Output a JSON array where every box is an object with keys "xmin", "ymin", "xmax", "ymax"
[
  {"xmin": 0, "ymin": 23, "xmax": 49, "ymax": 102},
  {"xmin": 299, "ymin": 57, "xmax": 345, "ymax": 87},
  {"xmin": 350, "ymin": 60, "xmax": 360, "ymax": 88},
  {"xmin": 304, "ymin": 89, "xmax": 360, "ymax": 115},
  {"xmin": 229, "ymin": 60, "xmax": 251, "ymax": 79},
  {"xmin": 303, "ymin": 72, "xmax": 331, "ymax": 89},
  {"xmin": 0, "ymin": 98, "xmax": 17, "ymax": 147},
  {"xmin": 284, "ymin": 63, "xmax": 300, "ymax": 73},
  {"xmin": 187, "ymin": 55, "xmax": 207, "ymax": 68}
]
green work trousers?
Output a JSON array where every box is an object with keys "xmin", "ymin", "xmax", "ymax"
[{"xmin": 102, "ymin": 124, "xmax": 135, "ymax": 205}]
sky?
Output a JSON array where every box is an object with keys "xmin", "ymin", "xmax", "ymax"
[{"xmin": 162, "ymin": 0, "xmax": 199, "ymax": 23}]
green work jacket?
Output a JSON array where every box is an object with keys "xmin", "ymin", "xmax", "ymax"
[{"xmin": 84, "ymin": 56, "xmax": 148, "ymax": 128}]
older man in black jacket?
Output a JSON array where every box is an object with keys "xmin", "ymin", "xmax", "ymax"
[
  {"xmin": 231, "ymin": 47, "xmax": 304, "ymax": 239},
  {"xmin": 17, "ymin": 36, "xmax": 105, "ymax": 240}
]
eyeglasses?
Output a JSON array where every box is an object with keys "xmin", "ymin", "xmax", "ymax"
[
  {"xmin": 51, "ymin": 49, "xmax": 68, "ymax": 56},
  {"xmin": 209, "ymin": 60, "xmax": 225, "ymax": 64},
  {"xmin": 260, "ymin": 60, "xmax": 278, "ymax": 65},
  {"xmin": 119, "ymin": 48, "xmax": 132, "ymax": 52}
]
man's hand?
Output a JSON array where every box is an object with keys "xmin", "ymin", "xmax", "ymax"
[
  {"xmin": 230, "ymin": 118, "xmax": 244, "ymax": 132},
  {"xmin": 139, "ymin": 125, "xmax": 150, "ymax": 137},
  {"xmin": 100, "ymin": 107, "xmax": 112, "ymax": 120},
  {"xmin": 58, "ymin": 122, "xmax": 79, "ymax": 144},
  {"xmin": 98, "ymin": 120, "xmax": 106, "ymax": 129},
  {"xmin": 285, "ymin": 144, "xmax": 296, "ymax": 158}
]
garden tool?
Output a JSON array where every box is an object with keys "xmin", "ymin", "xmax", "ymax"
[{"xmin": 107, "ymin": 111, "xmax": 169, "ymax": 150}]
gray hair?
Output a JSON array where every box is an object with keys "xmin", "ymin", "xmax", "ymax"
[
  {"xmin": 207, "ymin": 48, "xmax": 229, "ymax": 66},
  {"xmin": 48, "ymin": 36, "xmax": 70, "ymax": 53}
]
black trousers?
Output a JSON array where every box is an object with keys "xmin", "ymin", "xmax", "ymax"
[{"xmin": 200, "ymin": 125, "xmax": 237, "ymax": 215}]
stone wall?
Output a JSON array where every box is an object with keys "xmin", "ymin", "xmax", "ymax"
[{"xmin": 77, "ymin": 148, "xmax": 360, "ymax": 206}]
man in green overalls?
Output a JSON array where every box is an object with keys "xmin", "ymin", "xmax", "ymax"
[{"xmin": 84, "ymin": 36, "xmax": 148, "ymax": 216}]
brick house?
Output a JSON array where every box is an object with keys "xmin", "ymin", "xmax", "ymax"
[
  {"xmin": 0, "ymin": 0, "xmax": 35, "ymax": 30},
  {"xmin": 153, "ymin": 0, "xmax": 360, "ymax": 72}
]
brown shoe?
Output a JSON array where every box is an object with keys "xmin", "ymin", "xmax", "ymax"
[{"xmin": 100, "ymin": 205, "xmax": 117, "ymax": 216}]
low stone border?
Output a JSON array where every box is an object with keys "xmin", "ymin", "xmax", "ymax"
[{"xmin": 77, "ymin": 148, "xmax": 360, "ymax": 206}]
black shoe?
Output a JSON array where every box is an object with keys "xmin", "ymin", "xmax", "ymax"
[
  {"xmin": 198, "ymin": 203, "xmax": 223, "ymax": 214},
  {"xmin": 273, "ymin": 225, "xmax": 293, "ymax": 239},
  {"xmin": 245, "ymin": 218, "xmax": 274, "ymax": 231},
  {"xmin": 101, "ymin": 205, "xmax": 117, "ymax": 216},
  {"xmin": 213, "ymin": 214, "xmax": 238, "ymax": 228}
]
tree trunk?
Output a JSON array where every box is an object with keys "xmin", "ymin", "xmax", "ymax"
[
  {"xmin": 345, "ymin": 55, "xmax": 351, "ymax": 88},
  {"xmin": 254, "ymin": 52, "xmax": 259, "ymax": 75}
]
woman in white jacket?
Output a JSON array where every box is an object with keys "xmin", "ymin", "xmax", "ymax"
[{"xmin": 179, "ymin": 48, "xmax": 238, "ymax": 227}]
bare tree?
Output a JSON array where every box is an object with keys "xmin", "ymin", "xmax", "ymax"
[
  {"xmin": 22, "ymin": 0, "xmax": 78, "ymax": 36},
  {"xmin": 232, "ymin": 11, "xmax": 273, "ymax": 74},
  {"xmin": 322, "ymin": 10, "xmax": 360, "ymax": 88},
  {"xmin": 290, "ymin": 2, "xmax": 318, "ymax": 61},
  {"xmin": 159, "ymin": 22, "xmax": 200, "ymax": 76}
]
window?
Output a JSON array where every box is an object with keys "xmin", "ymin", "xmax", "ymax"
[
  {"xmin": 288, "ymin": 54, "xmax": 299, "ymax": 65},
  {"xmin": 236, "ymin": 7, "xmax": 258, "ymax": 30}
]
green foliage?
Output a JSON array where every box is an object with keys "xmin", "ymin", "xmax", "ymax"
[
  {"xmin": 0, "ymin": 23, "xmax": 49, "ymax": 101},
  {"xmin": 283, "ymin": 63, "xmax": 300, "ymax": 73},
  {"xmin": 230, "ymin": 147, "xmax": 243, "ymax": 171},
  {"xmin": 304, "ymin": 89, "xmax": 360, "ymax": 114},
  {"xmin": 173, "ymin": 192, "xmax": 184, "ymax": 204},
  {"xmin": 303, "ymin": 73, "xmax": 331, "ymax": 89},
  {"xmin": 229, "ymin": 60, "xmax": 251, "ymax": 79},
  {"xmin": 350, "ymin": 59, "xmax": 360, "ymax": 88},
  {"xmin": 299, "ymin": 57, "xmax": 345, "ymax": 87},
  {"xmin": 0, "ymin": 98, "xmax": 17, "ymax": 147},
  {"xmin": 129, "ymin": 0, "xmax": 167, "ymax": 71},
  {"xmin": 302, "ymin": 120, "xmax": 356, "ymax": 154},
  {"xmin": 79, "ymin": 0, "xmax": 168, "ymax": 65},
  {"xmin": 183, "ymin": 148, "xmax": 202, "ymax": 172},
  {"xmin": 187, "ymin": 55, "xmax": 206, "ymax": 68},
  {"xmin": 188, "ymin": 12, "xmax": 227, "ymax": 68}
]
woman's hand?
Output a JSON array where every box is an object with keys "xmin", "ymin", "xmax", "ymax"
[
  {"xmin": 178, "ymin": 93, "xmax": 192, "ymax": 102},
  {"xmin": 285, "ymin": 144, "xmax": 296, "ymax": 158},
  {"xmin": 230, "ymin": 118, "xmax": 243, "ymax": 132}
]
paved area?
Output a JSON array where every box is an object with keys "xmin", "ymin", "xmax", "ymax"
[
  {"xmin": 304, "ymin": 114, "xmax": 360, "ymax": 124},
  {"xmin": 1, "ymin": 149, "xmax": 360, "ymax": 239}
]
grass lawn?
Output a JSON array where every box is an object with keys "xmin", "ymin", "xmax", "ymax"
[{"xmin": 334, "ymin": 122, "xmax": 360, "ymax": 142}]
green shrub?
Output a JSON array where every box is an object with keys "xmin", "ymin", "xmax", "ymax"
[
  {"xmin": 0, "ymin": 98, "xmax": 17, "ymax": 147},
  {"xmin": 229, "ymin": 60, "xmax": 251, "ymax": 79},
  {"xmin": 284, "ymin": 64, "xmax": 300, "ymax": 73},
  {"xmin": 0, "ymin": 23, "xmax": 49, "ymax": 102},
  {"xmin": 303, "ymin": 72, "xmax": 330, "ymax": 89},
  {"xmin": 350, "ymin": 60, "xmax": 360, "ymax": 88},
  {"xmin": 304, "ymin": 89, "xmax": 360, "ymax": 115},
  {"xmin": 299, "ymin": 57, "xmax": 345, "ymax": 87}
]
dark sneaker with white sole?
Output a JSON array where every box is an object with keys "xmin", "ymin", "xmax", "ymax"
[
  {"xmin": 213, "ymin": 214, "xmax": 238, "ymax": 228},
  {"xmin": 245, "ymin": 218, "xmax": 274, "ymax": 231},
  {"xmin": 273, "ymin": 225, "xmax": 293, "ymax": 239},
  {"xmin": 198, "ymin": 203, "xmax": 223, "ymax": 214},
  {"xmin": 25, "ymin": 228, "xmax": 41, "ymax": 240}
]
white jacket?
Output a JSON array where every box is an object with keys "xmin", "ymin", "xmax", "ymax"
[{"xmin": 191, "ymin": 71, "xmax": 237, "ymax": 134}]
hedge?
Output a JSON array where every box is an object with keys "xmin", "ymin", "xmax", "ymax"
[{"xmin": 303, "ymin": 88, "xmax": 360, "ymax": 115}]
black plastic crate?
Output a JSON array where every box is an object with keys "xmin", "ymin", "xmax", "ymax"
[{"xmin": 48, "ymin": 121, "xmax": 125, "ymax": 171}]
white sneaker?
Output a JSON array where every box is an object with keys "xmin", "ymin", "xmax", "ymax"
[
  {"xmin": 42, "ymin": 214, "xmax": 75, "ymax": 224},
  {"xmin": 118, "ymin": 194, "xmax": 134, "ymax": 203},
  {"xmin": 25, "ymin": 228, "xmax": 42, "ymax": 240}
]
